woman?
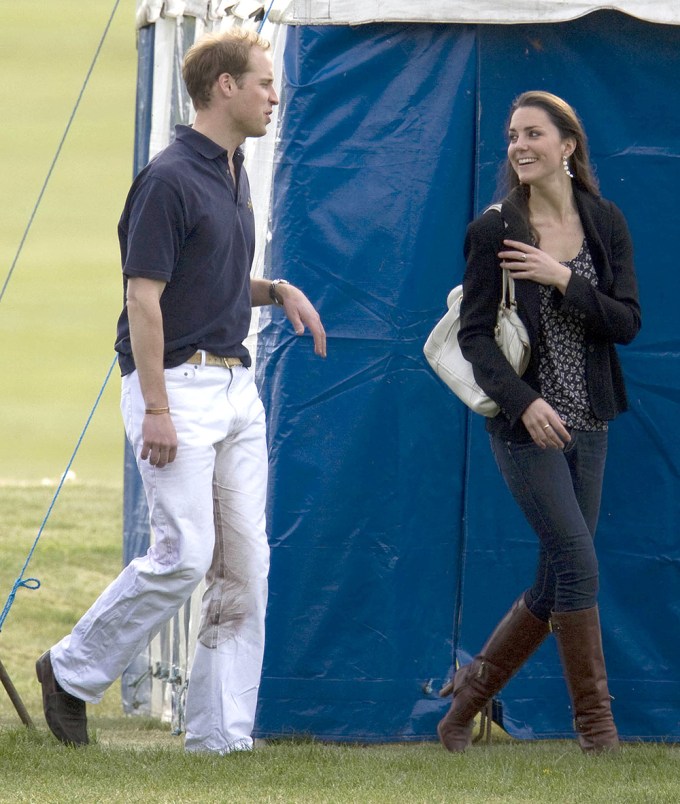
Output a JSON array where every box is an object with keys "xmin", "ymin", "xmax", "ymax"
[{"xmin": 438, "ymin": 91, "xmax": 641, "ymax": 754}]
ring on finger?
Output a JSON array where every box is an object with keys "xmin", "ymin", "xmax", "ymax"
[
  {"xmin": 520, "ymin": 253, "xmax": 527, "ymax": 262},
  {"xmin": 542, "ymin": 423, "xmax": 551, "ymax": 430}
]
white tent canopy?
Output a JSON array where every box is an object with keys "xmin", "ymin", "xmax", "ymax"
[
  {"xmin": 273, "ymin": 0, "xmax": 680, "ymax": 25},
  {"xmin": 135, "ymin": 0, "xmax": 680, "ymax": 27}
]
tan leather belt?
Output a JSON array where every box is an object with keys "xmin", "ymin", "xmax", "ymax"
[{"xmin": 186, "ymin": 351, "xmax": 243, "ymax": 369}]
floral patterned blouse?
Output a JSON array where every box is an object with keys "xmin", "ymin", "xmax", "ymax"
[{"xmin": 537, "ymin": 240, "xmax": 608, "ymax": 431}]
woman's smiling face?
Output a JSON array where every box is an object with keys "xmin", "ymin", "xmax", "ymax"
[{"xmin": 507, "ymin": 105, "xmax": 574, "ymax": 187}]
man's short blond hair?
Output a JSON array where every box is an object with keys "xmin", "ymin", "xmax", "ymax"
[{"xmin": 182, "ymin": 29, "xmax": 271, "ymax": 110}]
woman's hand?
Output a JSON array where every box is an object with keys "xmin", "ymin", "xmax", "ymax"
[
  {"xmin": 498, "ymin": 239, "xmax": 571, "ymax": 294},
  {"xmin": 521, "ymin": 398, "xmax": 571, "ymax": 449}
]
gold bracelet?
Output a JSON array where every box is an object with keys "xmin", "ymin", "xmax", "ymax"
[{"xmin": 145, "ymin": 407, "xmax": 170, "ymax": 415}]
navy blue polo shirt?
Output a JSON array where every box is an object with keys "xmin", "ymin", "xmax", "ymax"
[{"xmin": 115, "ymin": 125, "xmax": 255, "ymax": 375}]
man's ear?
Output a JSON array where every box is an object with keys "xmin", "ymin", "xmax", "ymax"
[{"xmin": 216, "ymin": 72, "xmax": 236, "ymax": 97}]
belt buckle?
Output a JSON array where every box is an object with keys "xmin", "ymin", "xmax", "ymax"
[{"xmin": 220, "ymin": 356, "xmax": 240, "ymax": 369}]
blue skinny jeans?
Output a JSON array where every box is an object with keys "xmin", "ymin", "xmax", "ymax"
[{"xmin": 490, "ymin": 429, "xmax": 608, "ymax": 622}]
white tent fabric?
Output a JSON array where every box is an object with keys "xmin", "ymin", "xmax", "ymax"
[
  {"xmin": 136, "ymin": 1, "xmax": 269, "ymax": 28},
  {"xmin": 135, "ymin": 0, "xmax": 680, "ymax": 27},
  {"xmin": 272, "ymin": 0, "xmax": 680, "ymax": 25}
]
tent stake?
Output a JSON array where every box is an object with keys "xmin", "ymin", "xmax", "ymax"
[{"xmin": 0, "ymin": 654, "xmax": 35, "ymax": 728}]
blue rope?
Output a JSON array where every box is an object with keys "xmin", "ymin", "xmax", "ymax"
[
  {"xmin": 0, "ymin": 356, "xmax": 118, "ymax": 633},
  {"xmin": 0, "ymin": 0, "xmax": 122, "ymax": 307},
  {"xmin": 258, "ymin": 0, "xmax": 276, "ymax": 32}
]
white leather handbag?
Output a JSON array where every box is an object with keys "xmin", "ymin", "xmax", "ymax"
[{"xmin": 423, "ymin": 268, "xmax": 531, "ymax": 417}]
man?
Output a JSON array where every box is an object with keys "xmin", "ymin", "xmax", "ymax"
[{"xmin": 36, "ymin": 29, "xmax": 326, "ymax": 754}]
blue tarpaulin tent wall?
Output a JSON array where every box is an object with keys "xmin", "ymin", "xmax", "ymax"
[{"xmin": 125, "ymin": 4, "xmax": 680, "ymax": 741}]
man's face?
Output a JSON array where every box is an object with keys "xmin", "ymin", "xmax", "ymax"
[{"xmin": 228, "ymin": 47, "xmax": 279, "ymax": 139}]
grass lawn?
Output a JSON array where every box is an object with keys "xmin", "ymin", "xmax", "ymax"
[
  {"xmin": 1, "ymin": 727, "xmax": 678, "ymax": 804},
  {"xmin": 1, "ymin": 483, "xmax": 679, "ymax": 803},
  {"xmin": 0, "ymin": 0, "xmax": 137, "ymax": 485}
]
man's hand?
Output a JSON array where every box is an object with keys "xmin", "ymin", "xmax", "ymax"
[
  {"xmin": 251, "ymin": 278, "xmax": 327, "ymax": 357},
  {"xmin": 140, "ymin": 412, "xmax": 177, "ymax": 468},
  {"xmin": 127, "ymin": 276, "xmax": 178, "ymax": 468},
  {"xmin": 277, "ymin": 283, "xmax": 327, "ymax": 358}
]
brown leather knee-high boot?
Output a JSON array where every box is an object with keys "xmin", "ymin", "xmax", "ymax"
[
  {"xmin": 437, "ymin": 595, "xmax": 551, "ymax": 752},
  {"xmin": 551, "ymin": 606, "xmax": 619, "ymax": 753}
]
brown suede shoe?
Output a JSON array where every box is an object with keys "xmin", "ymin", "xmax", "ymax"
[{"xmin": 35, "ymin": 651, "xmax": 89, "ymax": 746}]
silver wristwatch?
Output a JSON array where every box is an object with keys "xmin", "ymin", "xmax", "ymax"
[{"xmin": 269, "ymin": 278, "xmax": 290, "ymax": 305}]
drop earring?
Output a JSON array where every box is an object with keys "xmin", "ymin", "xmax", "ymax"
[{"xmin": 562, "ymin": 154, "xmax": 574, "ymax": 178}]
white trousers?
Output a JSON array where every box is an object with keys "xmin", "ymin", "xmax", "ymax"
[{"xmin": 50, "ymin": 360, "xmax": 270, "ymax": 753}]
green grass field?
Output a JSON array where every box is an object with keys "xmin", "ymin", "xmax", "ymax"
[
  {"xmin": 0, "ymin": 1, "xmax": 137, "ymax": 485},
  {"xmin": 1, "ymin": 481, "xmax": 679, "ymax": 803},
  {"xmin": 1, "ymin": 485, "xmax": 679, "ymax": 804}
]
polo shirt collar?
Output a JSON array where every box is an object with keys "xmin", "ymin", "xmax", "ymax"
[{"xmin": 174, "ymin": 124, "xmax": 244, "ymax": 162}]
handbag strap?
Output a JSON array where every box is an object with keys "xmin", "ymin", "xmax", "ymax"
[
  {"xmin": 501, "ymin": 269, "xmax": 517, "ymax": 308},
  {"xmin": 486, "ymin": 202, "xmax": 518, "ymax": 309}
]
